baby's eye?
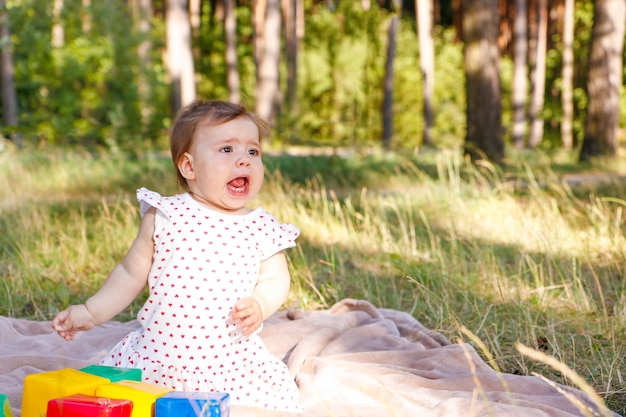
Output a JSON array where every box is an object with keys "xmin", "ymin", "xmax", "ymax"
[
  {"xmin": 248, "ymin": 148, "xmax": 261, "ymax": 156},
  {"xmin": 220, "ymin": 146, "xmax": 233, "ymax": 153}
]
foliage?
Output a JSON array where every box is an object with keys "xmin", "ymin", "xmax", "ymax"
[
  {"xmin": 0, "ymin": 1, "xmax": 623, "ymax": 153},
  {"xmin": 297, "ymin": 2, "xmax": 386, "ymax": 146},
  {"xmin": 430, "ymin": 27, "xmax": 466, "ymax": 148},
  {"xmin": 0, "ymin": 1, "xmax": 463, "ymax": 149},
  {"xmin": 7, "ymin": 0, "xmax": 169, "ymax": 150},
  {"xmin": 0, "ymin": 148, "xmax": 624, "ymax": 413}
]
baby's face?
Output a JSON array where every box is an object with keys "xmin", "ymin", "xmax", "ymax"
[{"xmin": 180, "ymin": 116, "xmax": 264, "ymax": 214}]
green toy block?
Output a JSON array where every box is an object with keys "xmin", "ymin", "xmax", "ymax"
[
  {"xmin": 0, "ymin": 394, "xmax": 13, "ymax": 417},
  {"xmin": 80, "ymin": 364, "xmax": 142, "ymax": 382}
]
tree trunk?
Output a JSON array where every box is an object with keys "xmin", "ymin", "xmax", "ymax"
[
  {"xmin": 253, "ymin": 0, "xmax": 267, "ymax": 98},
  {"xmin": 296, "ymin": 0, "xmax": 304, "ymax": 39},
  {"xmin": 255, "ymin": 0, "xmax": 281, "ymax": 125},
  {"xmin": 134, "ymin": 0, "xmax": 154, "ymax": 125},
  {"xmin": 527, "ymin": 0, "xmax": 547, "ymax": 148},
  {"xmin": 81, "ymin": 0, "xmax": 91, "ymax": 34},
  {"xmin": 282, "ymin": 0, "xmax": 298, "ymax": 113},
  {"xmin": 224, "ymin": 0, "xmax": 241, "ymax": 103},
  {"xmin": 52, "ymin": 0, "xmax": 64, "ymax": 48},
  {"xmin": 560, "ymin": 0, "xmax": 574, "ymax": 150},
  {"xmin": 462, "ymin": 0, "xmax": 503, "ymax": 164},
  {"xmin": 511, "ymin": 0, "xmax": 527, "ymax": 149},
  {"xmin": 579, "ymin": 0, "xmax": 626, "ymax": 162},
  {"xmin": 136, "ymin": 0, "xmax": 153, "ymax": 69},
  {"xmin": 0, "ymin": 0, "xmax": 20, "ymax": 147},
  {"xmin": 451, "ymin": 0, "xmax": 463, "ymax": 42},
  {"xmin": 211, "ymin": 0, "xmax": 225, "ymax": 21},
  {"xmin": 416, "ymin": 0, "xmax": 434, "ymax": 147},
  {"xmin": 382, "ymin": 14, "xmax": 399, "ymax": 150},
  {"xmin": 166, "ymin": 0, "xmax": 196, "ymax": 113},
  {"xmin": 189, "ymin": 0, "xmax": 201, "ymax": 32}
]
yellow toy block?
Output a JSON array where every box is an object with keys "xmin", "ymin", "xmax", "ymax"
[
  {"xmin": 20, "ymin": 368, "xmax": 110, "ymax": 417},
  {"xmin": 95, "ymin": 380, "xmax": 172, "ymax": 417}
]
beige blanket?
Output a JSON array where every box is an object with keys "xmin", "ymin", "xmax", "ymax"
[{"xmin": 0, "ymin": 299, "xmax": 618, "ymax": 417}]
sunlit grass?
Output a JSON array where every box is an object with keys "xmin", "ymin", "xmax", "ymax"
[{"xmin": 0, "ymin": 147, "xmax": 624, "ymax": 414}]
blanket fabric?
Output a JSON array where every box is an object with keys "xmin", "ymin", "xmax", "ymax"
[{"xmin": 0, "ymin": 299, "xmax": 618, "ymax": 417}]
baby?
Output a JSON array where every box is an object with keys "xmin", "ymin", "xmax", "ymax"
[{"xmin": 52, "ymin": 99, "xmax": 302, "ymax": 412}]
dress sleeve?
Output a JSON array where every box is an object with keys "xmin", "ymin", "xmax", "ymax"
[
  {"xmin": 257, "ymin": 211, "xmax": 300, "ymax": 260},
  {"xmin": 136, "ymin": 187, "xmax": 170, "ymax": 232}
]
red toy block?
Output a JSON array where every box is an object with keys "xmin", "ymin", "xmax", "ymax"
[{"xmin": 47, "ymin": 394, "xmax": 133, "ymax": 417}]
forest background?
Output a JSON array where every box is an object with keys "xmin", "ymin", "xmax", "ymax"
[
  {"xmin": 0, "ymin": 0, "xmax": 624, "ymax": 161},
  {"xmin": 0, "ymin": 0, "xmax": 625, "ymax": 415}
]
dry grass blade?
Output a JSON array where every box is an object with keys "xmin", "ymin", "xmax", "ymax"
[{"xmin": 516, "ymin": 343, "xmax": 615, "ymax": 417}]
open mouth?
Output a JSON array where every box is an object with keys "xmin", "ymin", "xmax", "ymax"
[{"xmin": 228, "ymin": 176, "xmax": 249, "ymax": 193}]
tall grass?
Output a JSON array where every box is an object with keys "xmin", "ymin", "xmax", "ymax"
[{"xmin": 0, "ymin": 147, "xmax": 624, "ymax": 413}]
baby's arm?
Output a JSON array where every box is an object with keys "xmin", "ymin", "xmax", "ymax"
[
  {"xmin": 231, "ymin": 251, "xmax": 291, "ymax": 336},
  {"xmin": 52, "ymin": 208, "xmax": 156, "ymax": 341}
]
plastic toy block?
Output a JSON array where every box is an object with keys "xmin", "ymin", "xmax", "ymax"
[
  {"xmin": 20, "ymin": 368, "xmax": 110, "ymax": 417},
  {"xmin": 80, "ymin": 365, "xmax": 142, "ymax": 382},
  {"xmin": 47, "ymin": 394, "xmax": 133, "ymax": 417},
  {"xmin": 95, "ymin": 381, "xmax": 172, "ymax": 417},
  {"xmin": 0, "ymin": 394, "xmax": 13, "ymax": 417},
  {"xmin": 155, "ymin": 392, "xmax": 230, "ymax": 417}
]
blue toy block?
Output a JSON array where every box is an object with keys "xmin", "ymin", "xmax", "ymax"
[{"xmin": 155, "ymin": 392, "xmax": 230, "ymax": 417}]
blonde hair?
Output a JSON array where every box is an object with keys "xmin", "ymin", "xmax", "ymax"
[{"xmin": 170, "ymin": 99, "xmax": 270, "ymax": 190}]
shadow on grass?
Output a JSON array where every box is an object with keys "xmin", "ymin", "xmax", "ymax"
[{"xmin": 293, "ymin": 221, "xmax": 625, "ymax": 415}]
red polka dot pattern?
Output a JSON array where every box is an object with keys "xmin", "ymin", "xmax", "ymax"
[{"xmin": 100, "ymin": 188, "xmax": 302, "ymax": 412}]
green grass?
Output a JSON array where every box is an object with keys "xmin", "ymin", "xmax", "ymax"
[{"xmin": 1, "ymin": 146, "xmax": 624, "ymax": 414}]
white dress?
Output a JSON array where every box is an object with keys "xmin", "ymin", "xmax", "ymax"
[{"xmin": 100, "ymin": 188, "xmax": 302, "ymax": 412}]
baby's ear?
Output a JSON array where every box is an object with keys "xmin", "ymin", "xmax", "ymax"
[{"xmin": 177, "ymin": 152, "xmax": 196, "ymax": 180}]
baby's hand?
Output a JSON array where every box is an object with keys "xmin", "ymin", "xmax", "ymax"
[
  {"xmin": 231, "ymin": 297, "xmax": 263, "ymax": 337},
  {"xmin": 51, "ymin": 304, "xmax": 97, "ymax": 341}
]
